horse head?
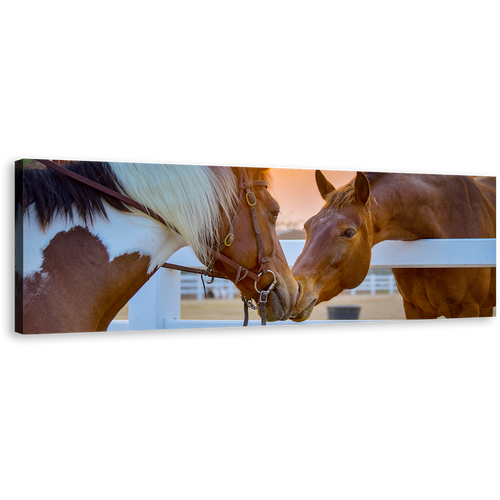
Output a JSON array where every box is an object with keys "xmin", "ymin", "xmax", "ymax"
[
  {"xmin": 291, "ymin": 171, "xmax": 373, "ymax": 322},
  {"xmin": 210, "ymin": 167, "xmax": 299, "ymax": 323}
]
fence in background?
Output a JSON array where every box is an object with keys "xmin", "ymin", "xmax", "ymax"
[
  {"xmin": 180, "ymin": 271, "xmax": 397, "ymax": 298},
  {"xmin": 181, "ymin": 274, "xmax": 236, "ymax": 300},
  {"xmin": 349, "ymin": 273, "xmax": 397, "ymax": 295},
  {"xmin": 108, "ymin": 238, "xmax": 496, "ymax": 331}
]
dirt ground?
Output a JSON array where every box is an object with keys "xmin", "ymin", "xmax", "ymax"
[
  {"xmin": 115, "ymin": 291, "xmax": 409, "ymax": 321},
  {"xmin": 179, "ymin": 293, "xmax": 496, "ymax": 321}
]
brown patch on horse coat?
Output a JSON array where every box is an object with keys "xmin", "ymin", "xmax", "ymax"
[{"xmin": 20, "ymin": 227, "xmax": 152, "ymax": 334}]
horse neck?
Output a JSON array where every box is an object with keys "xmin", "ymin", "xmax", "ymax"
[
  {"xmin": 368, "ymin": 174, "xmax": 466, "ymax": 245},
  {"xmin": 22, "ymin": 205, "xmax": 185, "ymax": 332},
  {"xmin": 368, "ymin": 173, "xmax": 497, "ymax": 245}
]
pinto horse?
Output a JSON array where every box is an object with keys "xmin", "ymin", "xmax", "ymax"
[
  {"xmin": 291, "ymin": 171, "xmax": 496, "ymax": 320},
  {"xmin": 16, "ymin": 160, "xmax": 298, "ymax": 333}
]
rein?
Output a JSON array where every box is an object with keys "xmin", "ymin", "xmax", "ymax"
[
  {"xmin": 35, "ymin": 159, "xmax": 176, "ymax": 231},
  {"xmin": 36, "ymin": 159, "xmax": 276, "ymax": 326}
]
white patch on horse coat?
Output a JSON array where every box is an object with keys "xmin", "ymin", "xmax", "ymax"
[
  {"xmin": 22, "ymin": 202, "xmax": 186, "ymax": 278},
  {"xmin": 109, "ymin": 163, "xmax": 237, "ymax": 263},
  {"xmin": 318, "ymin": 210, "xmax": 344, "ymax": 225}
]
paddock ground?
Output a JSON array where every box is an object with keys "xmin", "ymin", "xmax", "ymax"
[{"xmin": 115, "ymin": 291, "xmax": 496, "ymax": 322}]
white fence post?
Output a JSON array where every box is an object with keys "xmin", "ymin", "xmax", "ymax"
[
  {"xmin": 129, "ymin": 268, "xmax": 181, "ymax": 330},
  {"xmin": 196, "ymin": 276, "xmax": 204, "ymax": 300},
  {"xmin": 389, "ymin": 275, "xmax": 395, "ymax": 294}
]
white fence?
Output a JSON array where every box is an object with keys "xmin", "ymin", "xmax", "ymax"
[
  {"xmin": 349, "ymin": 274, "xmax": 397, "ymax": 295},
  {"xmin": 180, "ymin": 271, "xmax": 397, "ymax": 298},
  {"xmin": 108, "ymin": 238, "xmax": 496, "ymax": 331},
  {"xmin": 181, "ymin": 275, "xmax": 236, "ymax": 300}
]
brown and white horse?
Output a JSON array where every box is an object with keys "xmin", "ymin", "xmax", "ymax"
[
  {"xmin": 291, "ymin": 171, "xmax": 496, "ymax": 320},
  {"xmin": 16, "ymin": 160, "xmax": 298, "ymax": 333}
]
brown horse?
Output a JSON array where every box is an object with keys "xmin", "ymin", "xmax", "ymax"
[
  {"xmin": 291, "ymin": 171, "xmax": 496, "ymax": 320},
  {"xmin": 16, "ymin": 160, "xmax": 298, "ymax": 333}
]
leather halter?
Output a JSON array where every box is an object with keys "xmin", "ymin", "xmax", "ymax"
[
  {"xmin": 35, "ymin": 159, "xmax": 277, "ymax": 326},
  {"xmin": 205, "ymin": 167, "xmax": 277, "ymax": 325}
]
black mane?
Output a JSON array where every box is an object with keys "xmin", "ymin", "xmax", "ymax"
[{"xmin": 15, "ymin": 160, "xmax": 131, "ymax": 228}]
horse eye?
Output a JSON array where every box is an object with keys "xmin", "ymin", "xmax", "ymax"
[
  {"xmin": 342, "ymin": 229, "xmax": 356, "ymax": 238},
  {"xmin": 271, "ymin": 210, "xmax": 280, "ymax": 221}
]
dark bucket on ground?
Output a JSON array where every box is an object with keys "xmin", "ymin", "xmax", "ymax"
[{"xmin": 327, "ymin": 305, "xmax": 361, "ymax": 320}]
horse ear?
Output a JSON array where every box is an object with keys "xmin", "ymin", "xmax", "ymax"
[
  {"xmin": 354, "ymin": 172, "xmax": 370, "ymax": 205},
  {"xmin": 315, "ymin": 170, "xmax": 335, "ymax": 200}
]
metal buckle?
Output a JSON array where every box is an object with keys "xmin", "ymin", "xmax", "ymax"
[
  {"xmin": 246, "ymin": 191, "xmax": 257, "ymax": 206},
  {"xmin": 241, "ymin": 295, "xmax": 258, "ymax": 310},
  {"xmin": 259, "ymin": 290, "xmax": 270, "ymax": 304},
  {"xmin": 224, "ymin": 233, "xmax": 234, "ymax": 247}
]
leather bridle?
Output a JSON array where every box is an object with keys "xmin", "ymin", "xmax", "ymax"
[
  {"xmin": 35, "ymin": 159, "xmax": 277, "ymax": 326},
  {"xmin": 202, "ymin": 167, "xmax": 277, "ymax": 325}
]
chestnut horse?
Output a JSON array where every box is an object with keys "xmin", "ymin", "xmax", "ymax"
[
  {"xmin": 16, "ymin": 160, "xmax": 298, "ymax": 333},
  {"xmin": 292, "ymin": 171, "xmax": 496, "ymax": 320}
]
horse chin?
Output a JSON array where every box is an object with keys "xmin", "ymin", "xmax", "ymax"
[
  {"xmin": 258, "ymin": 289, "xmax": 290, "ymax": 322},
  {"xmin": 290, "ymin": 298, "xmax": 317, "ymax": 322}
]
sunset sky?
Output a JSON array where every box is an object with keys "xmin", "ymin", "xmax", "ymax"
[{"xmin": 269, "ymin": 168, "xmax": 356, "ymax": 230}]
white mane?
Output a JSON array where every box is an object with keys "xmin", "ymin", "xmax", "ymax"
[{"xmin": 109, "ymin": 163, "xmax": 238, "ymax": 263}]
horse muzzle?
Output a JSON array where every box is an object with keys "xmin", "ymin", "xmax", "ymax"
[{"xmin": 289, "ymin": 281, "xmax": 318, "ymax": 322}]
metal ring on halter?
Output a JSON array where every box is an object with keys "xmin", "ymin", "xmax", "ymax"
[
  {"xmin": 254, "ymin": 270, "xmax": 277, "ymax": 293},
  {"xmin": 246, "ymin": 191, "xmax": 257, "ymax": 206},
  {"xmin": 224, "ymin": 233, "xmax": 235, "ymax": 247}
]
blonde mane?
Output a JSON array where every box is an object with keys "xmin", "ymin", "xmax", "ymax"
[{"xmin": 109, "ymin": 163, "xmax": 238, "ymax": 263}]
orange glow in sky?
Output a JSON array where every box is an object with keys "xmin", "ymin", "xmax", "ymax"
[{"xmin": 269, "ymin": 168, "xmax": 356, "ymax": 230}]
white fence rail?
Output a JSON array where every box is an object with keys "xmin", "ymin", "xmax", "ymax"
[{"xmin": 108, "ymin": 238, "xmax": 496, "ymax": 331}]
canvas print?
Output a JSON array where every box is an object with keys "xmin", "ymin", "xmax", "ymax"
[{"xmin": 15, "ymin": 159, "xmax": 496, "ymax": 334}]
